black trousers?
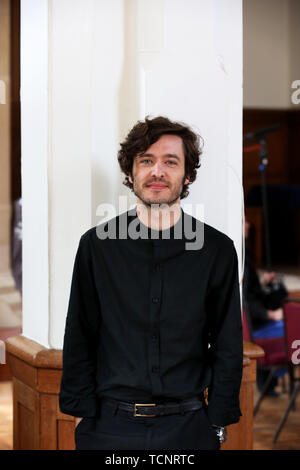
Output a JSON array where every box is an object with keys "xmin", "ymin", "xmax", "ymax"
[{"xmin": 75, "ymin": 399, "xmax": 220, "ymax": 450}]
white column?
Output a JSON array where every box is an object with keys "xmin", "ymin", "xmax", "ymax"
[
  {"xmin": 21, "ymin": 0, "xmax": 49, "ymax": 346},
  {"xmin": 21, "ymin": 0, "xmax": 243, "ymax": 349},
  {"xmin": 21, "ymin": 0, "xmax": 95, "ymax": 348}
]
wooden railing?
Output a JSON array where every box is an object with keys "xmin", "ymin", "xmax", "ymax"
[{"xmin": 6, "ymin": 335, "xmax": 264, "ymax": 450}]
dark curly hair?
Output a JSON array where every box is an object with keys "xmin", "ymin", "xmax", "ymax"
[{"xmin": 118, "ymin": 115, "xmax": 203, "ymax": 199}]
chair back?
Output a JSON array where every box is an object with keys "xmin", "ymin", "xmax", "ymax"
[
  {"xmin": 242, "ymin": 302, "xmax": 287, "ymax": 367},
  {"xmin": 242, "ymin": 304, "xmax": 253, "ymax": 342},
  {"xmin": 283, "ymin": 298, "xmax": 300, "ymax": 363}
]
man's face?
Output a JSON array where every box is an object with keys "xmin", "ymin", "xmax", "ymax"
[{"xmin": 128, "ymin": 134, "xmax": 190, "ymax": 207}]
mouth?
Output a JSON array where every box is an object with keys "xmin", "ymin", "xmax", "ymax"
[{"xmin": 146, "ymin": 183, "xmax": 168, "ymax": 190}]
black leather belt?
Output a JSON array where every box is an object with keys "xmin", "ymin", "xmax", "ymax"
[{"xmin": 101, "ymin": 396, "xmax": 203, "ymax": 417}]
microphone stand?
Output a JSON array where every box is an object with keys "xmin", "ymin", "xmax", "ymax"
[
  {"xmin": 244, "ymin": 124, "xmax": 281, "ymax": 271},
  {"xmin": 243, "ymin": 136, "xmax": 272, "ymax": 271},
  {"xmin": 244, "ymin": 126, "xmax": 288, "ymax": 309},
  {"xmin": 258, "ymin": 137, "xmax": 272, "ymax": 272}
]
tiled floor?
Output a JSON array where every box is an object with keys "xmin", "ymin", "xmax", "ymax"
[
  {"xmin": 0, "ymin": 270, "xmax": 22, "ymax": 329},
  {"xmin": 0, "ymin": 381, "xmax": 13, "ymax": 450},
  {"xmin": 253, "ymin": 380, "xmax": 300, "ymax": 450}
]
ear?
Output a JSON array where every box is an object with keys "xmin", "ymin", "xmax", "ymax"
[
  {"xmin": 128, "ymin": 173, "xmax": 133, "ymax": 184},
  {"xmin": 184, "ymin": 175, "xmax": 190, "ymax": 185}
]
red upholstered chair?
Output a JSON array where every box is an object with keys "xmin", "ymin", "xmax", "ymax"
[
  {"xmin": 242, "ymin": 305, "xmax": 288, "ymax": 416},
  {"xmin": 273, "ymin": 298, "xmax": 300, "ymax": 443},
  {"xmin": 242, "ymin": 308, "xmax": 251, "ymax": 342}
]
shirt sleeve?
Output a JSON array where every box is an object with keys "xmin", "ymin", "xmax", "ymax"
[
  {"xmin": 59, "ymin": 232, "xmax": 101, "ymax": 418},
  {"xmin": 205, "ymin": 238, "xmax": 243, "ymax": 426}
]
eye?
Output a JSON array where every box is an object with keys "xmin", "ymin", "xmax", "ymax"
[
  {"xmin": 166, "ymin": 160, "xmax": 177, "ymax": 165},
  {"xmin": 141, "ymin": 159, "xmax": 152, "ymax": 164}
]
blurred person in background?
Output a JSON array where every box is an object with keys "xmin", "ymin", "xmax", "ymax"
[
  {"xmin": 11, "ymin": 198, "xmax": 22, "ymax": 294},
  {"xmin": 243, "ymin": 219, "xmax": 286, "ymax": 397}
]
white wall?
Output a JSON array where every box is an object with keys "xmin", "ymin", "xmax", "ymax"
[
  {"xmin": 289, "ymin": 0, "xmax": 300, "ymax": 107},
  {"xmin": 91, "ymin": 0, "xmax": 244, "ymax": 290},
  {"xmin": 21, "ymin": 0, "xmax": 243, "ymax": 349},
  {"xmin": 243, "ymin": 0, "xmax": 300, "ymax": 108}
]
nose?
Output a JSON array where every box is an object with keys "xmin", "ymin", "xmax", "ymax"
[{"xmin": 150, "ymin": 161, "xmax": 166, "ymax": 179}]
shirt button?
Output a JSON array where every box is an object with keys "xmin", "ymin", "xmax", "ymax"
[
  {"xmin": 155, "ymin": 264, "xmax": 163, "ymax": 271},
  {"xmin": 152, "ymin": 366, "xmax": 159, "ymax": 373},
  {"xmin": 152, "ymin": 297, "xmax": 159, "ymax": 303},
  {"xmin": 152, "ymin": 334, "xmax": 158, "ymax": 342}
]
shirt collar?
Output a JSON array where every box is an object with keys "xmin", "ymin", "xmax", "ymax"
[
  {"xmin": 126, "ymin": 205, "xmax": 184, "ymax": 242},
  {"xmin": 122, "ymin": 206, "xmax": 204, "ymax": 254}
]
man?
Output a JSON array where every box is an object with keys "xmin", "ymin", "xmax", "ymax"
[{"xmin": 59, "ymin": 116, "xmax": 243, "ymax": 450}]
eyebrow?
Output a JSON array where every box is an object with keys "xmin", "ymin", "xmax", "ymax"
[{"xmin": 137, "ymin": 153, "xmax": 181, "ymax": 161}]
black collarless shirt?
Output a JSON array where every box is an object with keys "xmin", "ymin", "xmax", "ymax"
[{"xmin": 59, "ymin": 207, "xmax": 243, "ymax": 426}]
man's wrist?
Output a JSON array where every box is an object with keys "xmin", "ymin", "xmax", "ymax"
[{"xmin": 211, "ymin": 425, "xmax": 227, "ymax": 444}]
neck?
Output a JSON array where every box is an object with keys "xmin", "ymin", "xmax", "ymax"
[{"xmin": 136, "ymin": 200, "xmax": 182, "ymax": 231}]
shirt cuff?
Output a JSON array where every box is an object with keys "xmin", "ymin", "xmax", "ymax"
[
  {"xmin": 205, "ymin": 406, "xmax": 242, "ymax": 427},
  {"xmin": 59, "ymin": 394, "xmax": 99, "ymax": 418}
]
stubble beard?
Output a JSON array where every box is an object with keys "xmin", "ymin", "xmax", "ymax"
[{"xmin": 131, "ymin": 176, "xmax": 186, "ymax": 208}]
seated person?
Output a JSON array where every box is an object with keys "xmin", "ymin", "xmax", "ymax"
[{"xmin": 243, "ymin": 220, "xmax": 286, "ymax": 396}]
